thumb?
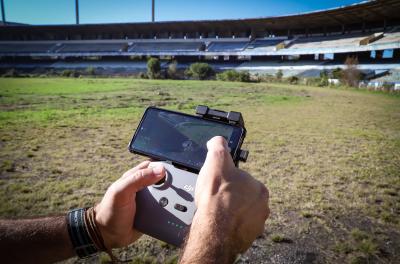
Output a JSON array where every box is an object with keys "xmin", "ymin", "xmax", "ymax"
[
  {"xmin": 206, "ymin": 136, "xmax": 229, "ymax": 153},
  {"xmin": 198, "ymin": 136, "xmax": 235, "ymax": 186},
  {"xmin": 117, "ymin": 164, "xmax": 165, "ymax": 194}
]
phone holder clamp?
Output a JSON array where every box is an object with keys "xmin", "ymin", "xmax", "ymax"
[{"xmin": 195, "ymin": 105, "xmax": 248, "ymax": 163}]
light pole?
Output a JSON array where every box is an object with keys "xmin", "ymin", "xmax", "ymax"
[
  {"xmin": 152, "ymin": 0, "xmax": 155, "ymax": 22},
  {"xmin": 75, "ymin": 0, "xmax": 79, "ymax": 24},
  {"xmin": 1, "ymin": 0, "xmax": 6, "ymax": 25}
]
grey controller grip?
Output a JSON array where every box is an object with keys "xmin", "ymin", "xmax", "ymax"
[{"xmin": 134, "ymin": 161, "xmax": 198, "ymax": 246}]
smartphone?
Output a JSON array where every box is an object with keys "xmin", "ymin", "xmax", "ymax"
[{"xmin": 129, "ymin": 107, "xmax": 246, "ymax": 172}]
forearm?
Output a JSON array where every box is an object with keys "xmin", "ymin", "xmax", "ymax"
[
  {"xmin": 0, "ymin": 216, "xmax": 75, "ymax": 264},
  {"xmin": 180, "ymin": 207, "xmax": 239, "ymax": 264}
]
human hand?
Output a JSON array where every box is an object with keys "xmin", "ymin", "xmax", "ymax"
[
  {"xmin": 181, "ymin": 136, "xmax": 269, "ymax": 263},
  {"xmin": 94, "ymin": 161, "xmax": 165, "ymax": 249}
]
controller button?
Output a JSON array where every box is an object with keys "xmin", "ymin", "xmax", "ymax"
[
  {"xmin": 159, "ymin": 197, "xmax": 168, "ymax": 207},
  {"xmin": 174, "ymin": 204, "xmax": 187, "ymax": 212},
  {"xmin": 153, "ymin": 170, "xmax": 169, "ymax": 187},
  {"xmin": 154, "ymin": 176, "xmax": 166, "ymax": 186}
]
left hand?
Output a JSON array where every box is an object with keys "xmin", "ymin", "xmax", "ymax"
[{"xmin": 94, "ymin": 161, "xmax": 165, "ymax": 249}]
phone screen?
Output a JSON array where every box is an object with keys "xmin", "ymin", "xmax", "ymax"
[{"xmin": 129, "ymin": 107, "xmax": 244, "ymax": 171}]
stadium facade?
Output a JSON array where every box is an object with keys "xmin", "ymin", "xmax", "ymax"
[{"xmin": 0, "ymin": 0, "xmax": 399, "ymax": 82}]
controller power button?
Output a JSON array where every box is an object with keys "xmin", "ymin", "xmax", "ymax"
[
  {"xmin": 174, "ymin": 204, "xmax": 187, "ymax": 212},
  {"xmin": 159, "ymin": 197, "xmax": 168, "ymax": 207}
]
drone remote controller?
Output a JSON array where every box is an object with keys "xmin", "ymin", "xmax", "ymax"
[
  {"xmin": 134, "ymin": 161, "xmax": 197, "ymax": 246},
  {"xmin": 130, "ymin": 105, "xmax": 248, "ymax": 246}
]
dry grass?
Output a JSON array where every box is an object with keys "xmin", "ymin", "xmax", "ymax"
[{"xmin": 0, "ymin": 78, "xmax": 399, "ymax": 263}]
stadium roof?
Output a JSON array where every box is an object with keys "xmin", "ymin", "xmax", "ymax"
[{"xmin": 1, "ymin": 0, "xmax": 399, "ymax": 40}]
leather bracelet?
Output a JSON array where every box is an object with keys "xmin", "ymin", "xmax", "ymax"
[{"xmin": 66, "ymin": 208, "xmax": 99, "ymax": 258}]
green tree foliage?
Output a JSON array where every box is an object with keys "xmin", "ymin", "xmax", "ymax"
[
  {"xmin": 288, "ymin": 76, "xmax": 299, "ymax": 84},
  {"xmin": 275, "ymin": 70, "xmax": 283, "ymax": 80},
  {"xmin": 332, "ymin": 68, "xmax": 343, "ymax": 79},
  {"xmin": 85, "ymin": 67, "xmax": 95, "ymax": 76},
  {"xmin": 319, "ymin": 70, "xmax": 329, "ymax": 87},
  {"xmin": 61, "ymin": 69, "xmax": 79, "ymax": 78},
  {"xmin": 320, "ymin": 70, "xmax": 329, "ymax": 79},
  {"xmin": 185, "ymin": 63, "xmax": 214, "ymax": 80},
  {"xmin": 147, "ymin": 57, "xmax": 161, "ymax": 79},
  {"xmin": 216, "ymin": 70, "xmax": 251, "ymax": 82},
  {"xmin": 167, "ymin": 61, "xmax": 178, "ymax": 79}
]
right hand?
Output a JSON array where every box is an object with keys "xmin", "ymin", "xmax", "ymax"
[{"xmin": 193, "ymin": 136, "xmax": 270, "ymax": 253}]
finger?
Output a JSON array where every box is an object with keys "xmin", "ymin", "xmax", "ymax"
[
  {"xmin": 117, "ymin": 164, "xmax": 166, "ymax": 194},
  {"xmin": 197, "ymin": 137, "xmax": 234, "ymax": 194},
  {"xmin": 205, "ymin": 136, "xmax": 233, "ymax": 164},
  {"xmin": 121, "ymin": 160, "xmax": 151, "ymax": 180},
  {"xmin": 206, "ymin": 136, "xmax": 229, "ymax": 152},
  {"xmin": 202, "ymin": 136, "xmax": 235, "ymax": 173}
]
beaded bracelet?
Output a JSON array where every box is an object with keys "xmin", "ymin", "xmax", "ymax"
[{"xmin": 66, "ymin": 208, "xmax": 99, "ymax": 258}]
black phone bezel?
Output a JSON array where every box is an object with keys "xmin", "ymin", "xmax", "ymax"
[{"xmin": 128, "ymin": 106, "xmax": 246, "ymax": 172}]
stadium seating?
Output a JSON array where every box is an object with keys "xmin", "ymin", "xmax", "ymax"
[
  {"xmin": 0, "ymin": 32, "xmax": 398, "ymax": 57},
  {"xmin": 0, "ymin": 43, "xmax": 56, "ymax": 53},
  {"xmin": 372, "ymin": 31, "xmax": 400, "ymax": 45},
  {"xmin": 289, "ymin": 34, "xmax": 366, "ymax": 51},
  {"xmin": 245, "ymin": 39, "xmax": 284, "ymax": 52},
  {"xmin": 52, "ymin": 60, "xmax": 150, "ymax": 69},
  {"xmin": 57, "ymin": 43, "xmax": 128, "ymax": 53},
  {"xmin": 236, "ymin": 60, "xmax": 327, "ymax": 77},
  {"xmin": 206, "ymin": 41, "xmax": 249, "ymax": 52},
  {"xmin": 129, "ymin": 41, "xmax": 204, "ymax": 52}
]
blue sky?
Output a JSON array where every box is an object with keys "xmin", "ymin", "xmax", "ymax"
[{"xmin": 3, "ymin": 0, "xmax": 364, "ymax": 25}]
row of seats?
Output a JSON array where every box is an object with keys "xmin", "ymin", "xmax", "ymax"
[
  {"xmin": 0, "ymin": 43, "xmax": 56, "ymax": 53},
  {"xmin": 290, "ymin": 33, "xmax": 367, "ymax": 50},
  {"xmin": 0, "ymin": 32, "xmax": 398, "ymax": 54},
  {"xmin": 57, "ymin": 43, "xmax": 128, "ymax": 53},
  {"xmin": 0, "ymin": 40, "xmax": 287, "ymax": 53},
  {"xmin": 129, "ymin": 42, "xmax": 204, "ymax": 52},
  {"xmin": 206, "ymin": 41, "xmax": 248, "ymax": 52}
]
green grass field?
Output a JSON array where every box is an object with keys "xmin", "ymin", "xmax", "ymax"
[{"xmin": 0, "ymin": 78, "xmax": 399, "ymax": 263}]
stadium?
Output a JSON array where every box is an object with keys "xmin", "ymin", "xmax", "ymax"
[
  {"xmin": 0, "ymin": 1, "xmax": 400, "ymax": 263},
  {"xmin": 0, "ymin": 0, "xmax": 399, "ymax": 85}
]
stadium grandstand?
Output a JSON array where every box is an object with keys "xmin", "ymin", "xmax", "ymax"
[{"xmin": 0, "ymin": 0, "xmax": 399, "ymax": 83}]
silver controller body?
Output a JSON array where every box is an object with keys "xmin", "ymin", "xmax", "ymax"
[
  {"xmin": 131, "ymin": 105, "xmax": 248, "ymax": 247},
  {"xmin": 134, "ymin": 161, "xmax": 198, "ymax": 246}
]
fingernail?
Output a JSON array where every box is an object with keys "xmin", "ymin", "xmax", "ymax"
[{"xmin": 152, "ymin": 165, "xmax": 164, "ymax": 176}]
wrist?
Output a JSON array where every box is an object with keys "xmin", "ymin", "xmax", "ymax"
[
  {"xmin": 66, "ymin": 208, "xmax": 98, "ymax": 258},
  {"xmin": 193, "ymin": 202, "xmax": 235, "ymax": 237},
  {"xmin": 180, "ymin": 204, "xmax": 239, "ymax": 264},
  {"xmin": 66, "ymin": 207, "xmax": 115, "ymax": 259},
  {"xmin": 93, "ymin": 205, "xmax": 114, "ymax": 249},
  {"xmin": 195, "ymin": 189, "xmax": 239, "ymax": 239}
]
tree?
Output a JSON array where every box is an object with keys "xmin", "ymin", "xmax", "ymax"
[
  {"xmin": 288, "ymin": 76, "xmax": 299, "ymax": 84},
  {"xmin": 319, "ymin": 70, "xmax": 329, "ymax": 87},
  {"xmin": 85, "ymin": 67, "xmax": 95, "ymax": 76},
  {"xmin": 275, "ymin": 70, "xmax": 283, "ymax": 81},
  {"xmin": 342, "ymin": 56, "xmax": 361, "ymax": 87},
  {"xmin": 167, "ymin": 61, "xmax": 178, "ymax": 79},
  {"xmin": 147, "ymin": 57, "xmax": 161, "ymax": 79},
  {"xmin": 320, "ymin": 70, "xmax": 328, "ymax": 79},
  {"xmin": 332, "ymin": 68, "xmax": 343, "ymax": 79},
  {"xmin": 185, "ymin": 63, "xmax": 214, "ymax": 80},
  {"xmin": 216, "ymin": 70, "xmax": 251, "ymax": 82}
]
